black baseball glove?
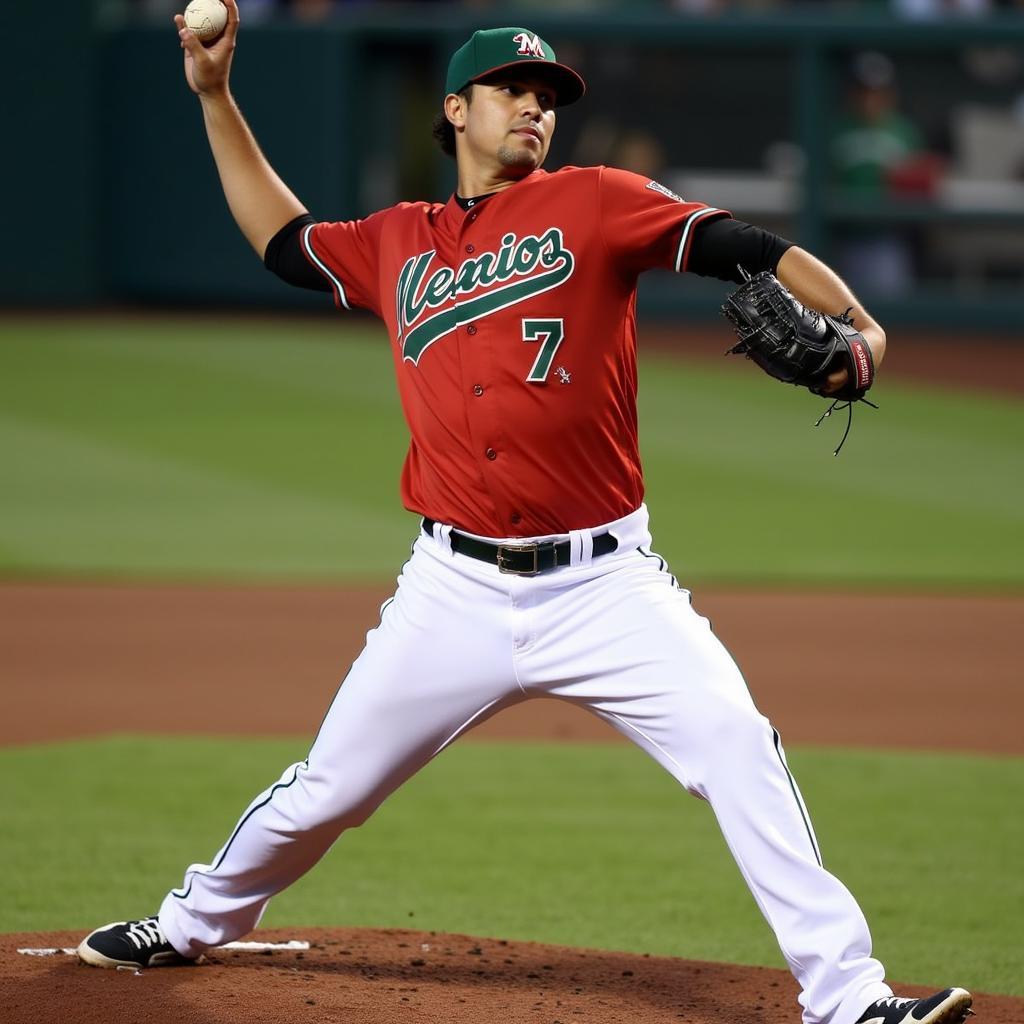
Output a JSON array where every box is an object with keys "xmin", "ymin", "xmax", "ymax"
[{"xmin": 721, "ymin": 269, "xmax": 874, "ymax": 403}]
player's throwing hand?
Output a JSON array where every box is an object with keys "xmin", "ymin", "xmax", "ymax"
[{"xmin": 174, "ymin": 0, "xmax": 239, "ymax": 97}]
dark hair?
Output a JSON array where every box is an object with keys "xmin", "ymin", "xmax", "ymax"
[{"xmin": 431, "ymin": 86, "xmax": 473, "ymax": 159}]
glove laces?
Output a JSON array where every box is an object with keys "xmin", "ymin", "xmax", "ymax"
[{"xmin": 814, "ymin": 396, "xmax": 879, "ymax": 456}]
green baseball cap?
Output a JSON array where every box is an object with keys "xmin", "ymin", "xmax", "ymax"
[{"xmin": 445, "ymin": 27, "xmax": 586, "ymax": 107}]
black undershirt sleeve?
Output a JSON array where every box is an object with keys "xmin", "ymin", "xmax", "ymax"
[
  {"xmin": 263, "ymin": 213, "xmax": 333, "ymax": 292},
  {"xmin": 264, "ymin": 210, "xmax": 791, "ymax": 292},
  {"xmin": 686, "ymin": 217, "xmax": 795, "ymax": 284}
]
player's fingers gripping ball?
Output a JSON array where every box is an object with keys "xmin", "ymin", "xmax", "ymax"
[{"xmin": 183, "ymin": 0, "xmax": 228, "ymax": 43}]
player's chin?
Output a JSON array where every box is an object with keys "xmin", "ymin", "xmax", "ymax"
[{"xmin": 497, "ymin": 143, "xmax": 545, "ymax": 175}]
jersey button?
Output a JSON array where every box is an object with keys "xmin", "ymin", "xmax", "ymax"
[
  {"xmin": 485, "ymin": 448, "xmax": 497, "ymax": 461},
  {"xmin": 466, "ymin": 325, "xmax": 477, "ymax": 335},
  {"xmin": 469, "ymin": 212, "xmax": 478, "ymax": 222},
  {"xmin": 510, "ymin": 512, "xmax": 522, "ymax": 525},
  {"xmin": 473, "ymin": 384, "xmax": 484, "ymax": 396},
  {"xmin": 465, "ymin": 244, "xmax": 475, "ymax": 254}
]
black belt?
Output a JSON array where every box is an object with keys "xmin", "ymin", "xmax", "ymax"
[{"xmin": 421, "ymin": 518, "xmax": 618, "ymax": 576}]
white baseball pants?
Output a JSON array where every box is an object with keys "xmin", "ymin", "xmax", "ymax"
[{"xmin": 159, "ymin": 504, "xmax": 891, "ymax": 1024}]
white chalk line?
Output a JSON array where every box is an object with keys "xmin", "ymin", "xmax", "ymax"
[{"xmin": 17, "ymin": 940, "xmax": 311, "ymax": 957}]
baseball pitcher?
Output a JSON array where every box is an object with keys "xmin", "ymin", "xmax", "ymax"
[{"xmin": 78, "ymin": 8, "xmax": 972, "ymax": 1024}]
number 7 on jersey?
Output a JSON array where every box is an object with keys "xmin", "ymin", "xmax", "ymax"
[{"xmin": 522, "ymin": 319, "xmax": 565, "ymax": 383}]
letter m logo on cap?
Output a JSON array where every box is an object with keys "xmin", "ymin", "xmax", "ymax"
[{"xmin": 513, "ymin": 32, "xmax": 546, "ymax": 58}]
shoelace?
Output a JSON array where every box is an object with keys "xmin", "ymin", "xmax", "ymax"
[
  {"xmin": 868, "ymin": 994, "xmax": 974, "ymax": 1021},
  {"xmin": 814, "ymin": 396, "xmax": 879, "ymax": 456},
  {"xmin": 126, "ymin": 917, "xmax": 165, "ymax": 950}
]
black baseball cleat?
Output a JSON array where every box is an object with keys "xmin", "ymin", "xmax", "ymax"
[
  {"xmin": 77, "ymin": 915, "xmax": 194, "ymax": 969},
  {"xmin": 856, "ymin": 988, "xmax": 973, "ymax": 1024}
]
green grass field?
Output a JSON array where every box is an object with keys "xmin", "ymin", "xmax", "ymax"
[
  {"xmin": 1, "ymin": 315, "xmax": 1021, "ymax": 587},
  {"xmin": 2, "ymin": 737, "xmax": 1021, "ymax": 995},
  {"xmin": 1, "ymin": 315, "xmax": 1021, "ymax": 998}
]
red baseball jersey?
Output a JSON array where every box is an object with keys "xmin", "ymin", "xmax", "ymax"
[{"xmin": 303, "ymin": 166, "xmax": 727, "ymax": 537}]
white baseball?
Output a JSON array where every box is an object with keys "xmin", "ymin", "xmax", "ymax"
[{"xmin": 183, "ymin": 0, "xmax": 228, "ymax": 43}]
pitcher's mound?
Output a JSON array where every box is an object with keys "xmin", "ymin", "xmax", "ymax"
[{"xmin": 4, "ymin": 927, "xmax": 1020, "ymax": 1024}]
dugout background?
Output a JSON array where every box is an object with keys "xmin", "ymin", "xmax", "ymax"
[{"xmin": 6, "ymin": 5, "xmax": 1024, "ymax": 330}]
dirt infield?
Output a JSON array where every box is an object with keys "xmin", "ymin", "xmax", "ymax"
[
  {"xmin": 2, "ymin": 583, "xmax": 1020, "ymax": 753},
  {"xmin": 3, "ymin": 581, "xmax": 1021, "ymax": 1022},
  {"xmin": 5, "ymin": 928, "xmax": 1021, "ymax": 1024}
]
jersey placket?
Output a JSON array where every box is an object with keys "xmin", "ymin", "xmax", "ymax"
[{"xmin": 455, "ymin": 204, "xmax": 522, "ymax": 534}]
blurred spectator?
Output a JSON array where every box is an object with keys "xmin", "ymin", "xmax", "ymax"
[
  {"xmin": 832, "ymin": 53, "xmax": 940, "ymax": 195},
  {"xmin": 830, "ymin": 52, "xmax": 942, "ymax": 294}
]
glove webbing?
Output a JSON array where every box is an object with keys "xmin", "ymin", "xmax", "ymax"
[{"xmin": 727, "ymin": 282, "xmax": 826, "ymax": 354}]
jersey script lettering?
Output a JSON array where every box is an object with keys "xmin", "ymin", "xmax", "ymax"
[{"xmin": 396, "ymin": 228, "xmax": 575, "ymax": 364}]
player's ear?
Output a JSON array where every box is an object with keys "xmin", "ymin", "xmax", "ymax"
[{"xmin": 444, "ymin": 91, "xmax": 469, "ymax": 131}]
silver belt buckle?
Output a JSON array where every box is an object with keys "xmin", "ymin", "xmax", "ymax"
[{"xmin": 496, "ymin": 542, "xmax": 540, "ymax": 576}]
